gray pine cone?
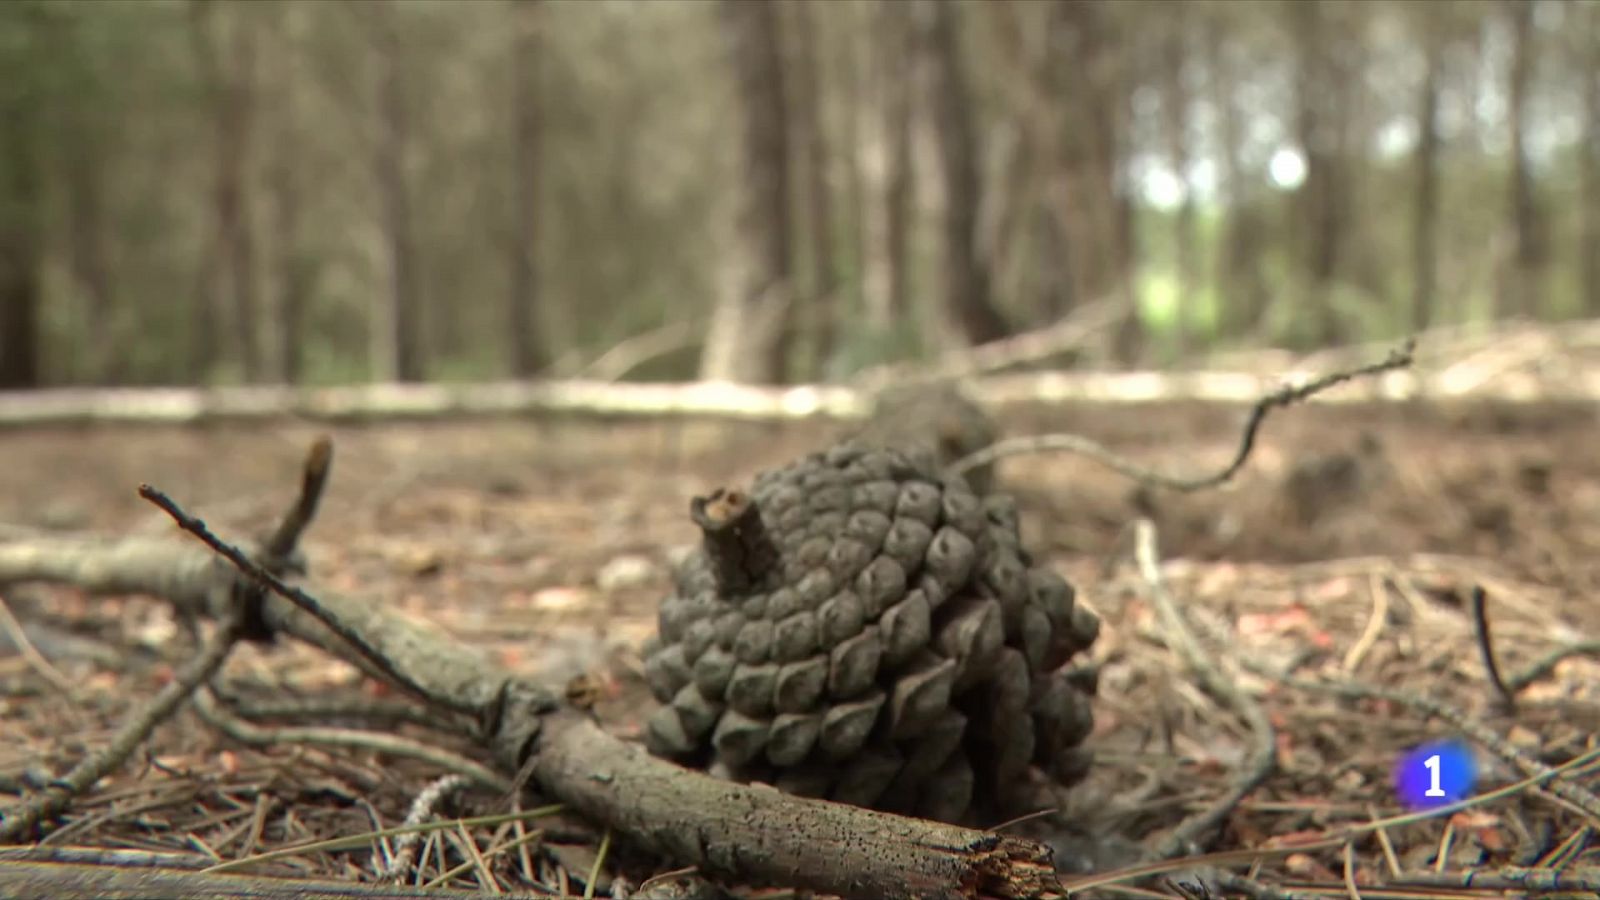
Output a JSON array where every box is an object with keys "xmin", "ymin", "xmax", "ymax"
[{"xmin": 641, "ymin": 442, "xmax": 1098, "ymax": 825}]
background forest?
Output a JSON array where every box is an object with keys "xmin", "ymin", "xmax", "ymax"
[{"xmin": 0, "ymin": 0, "xmax": 1596, "ymax": 389}]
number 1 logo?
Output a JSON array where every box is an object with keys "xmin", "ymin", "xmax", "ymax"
[{"xmin": 1394, "ymin": 740, "xmax": 1476, "ymax": 811}]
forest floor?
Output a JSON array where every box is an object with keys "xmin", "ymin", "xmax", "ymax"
[{"xmin": 1, "ymin": 398, "xmax": 1598, "ymax": 897}]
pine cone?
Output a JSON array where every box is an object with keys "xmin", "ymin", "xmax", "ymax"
[
  {"xmin": 641, "ymin": 442, "xmax": 1099, "ymax": 825},
  {"xmin": 853, "ymin": 382, "xmax": 998, "ymax": 495}
]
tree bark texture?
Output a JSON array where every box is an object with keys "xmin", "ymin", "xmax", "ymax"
[
  {"xmin": 372, "ymin": 0, "xmax": 424, "ymax": 383},
  {"xmin": 193, "ymin": 0, "xmax": 264, "ymax": 382},
  {"xmin": 1047, "ymin": 0, "xmax": 1139, "ymax": 361},
  {"xmin": 881, "ymin": 0, "xmax": 915, "ymax": 329},
  {"xmin": 1161, "ymin": 0, "xmax": 1196, "ymax": 353},
  {"xmin": 266, "ymin": 3, "xmax": 315, "ymax": 385},
  {"xmin": 1289, "ymin": 0, "xmax": 1349, "ymax": 348},
  {"xmin": 55, "ymin": 13, "xmax": 120, "ymax": 385},
  {"xmin": 508, "ymin": 0, "xmax": 546, "ymax": 378},
  {"xmin": 1205, "ymin": 13, "xmax": 1266, "ymax": 338},
  {"xmin": 788, "ymin": 0, "xmax": 839, "ymax": 378},
  {"xmin": 0, "ymin": 16, "xmax": 42, "ymax": 390},
  {"xmin": 1501, "ymin": 0, "xmax": 1544, "ymax": 319},
  {"xmin": 1583, "ymin": 5, "xmax": 1600, "ymax": 315},
  {"xmin": 1410, "ymin": 26, "xmax": 1442, "ymax": 333},
  {"xmin": 704, "ymin": 0, "xmax": 794, "ymax": 384},
  {"xmin": 925, "ymin": 0, "xmax": 1008, "ymax": 347}
]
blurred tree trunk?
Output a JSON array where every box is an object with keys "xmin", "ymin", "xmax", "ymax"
[
  {"xmin": 267, "ymin": 158, "xmax": 310, "ymax": 385},
  {"xmin": 193, "ymin": 0, "xmax": 263, "ymax": 382},
  {"xmin": 47, "ymin": 10, "xmax": 120, "ymax": 384},
  {"xmin": 371, "ymin": 0, "xmax": 423, "ymax": 382},
  {"xmin": 1050, "ymin": 0, "xmax": 1139, "ymax": 361},
  {"xmin": 839, "ymin": 2, "xmax": 869, "ymax": 337},
  {"xmin": 60, "ymin": 95, "xmax": 118, "ymax": 383},
  {"xmin": 857, "ymin": 0, "xmax": 914, "ymax": 333},
  {"xmin": 266, "ymin": 4, "xmax": 313, "ymax": 384},
  {"xmin": 1161, "ymin": 1, "xmax": 1196, "ymax": 353},
  {"xmin": 1500, "ymin": 0, "xmax": 1544, "ymax": 319},
  {"xmin": 984, "ymin": 1, "xmax": 1064, "ymax": 323},
  {"xmin": 508, "ymin": 0, "xmax": 546, "ymax": 378},
  {"xmin": 1289, "ymin": 0, "xmax": 1347, "ymax": 348},
  {"xmin": 702, "ymin": 0, "xmax": 793, "ymax": 383},
  {"xmin": 924, "ymin": 0, "xmax": 1007, "ymax": 346},
  {"xmin": 788, "ymin": 0, "xmax": 839, "ymax": 378},
  {"xmin": 0, "ymin": 28, "xmax": 42, "ymax": 389},
  {"xmin": 1583, "ymin": 7, "xmax": 1600, "ymax": 315},
  {"xmin": 881, "ymin": 0, "xmax": 914, "ymax": 329},
  {"xmin": 1410, "ymin": 22, "xmax": 1442, "ymax": 332},
  {"xmin": 1206, "ymin": 11, "xmax": 1266, "ymax": 339}
]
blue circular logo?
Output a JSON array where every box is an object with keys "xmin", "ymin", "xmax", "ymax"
[{"xmin": 1393, "ymin": 740, "xmax": 1476, "ymax": 811}]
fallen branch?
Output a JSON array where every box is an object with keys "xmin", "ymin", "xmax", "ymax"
[
  {"xmin": 0, "ymin": 859, "xmax": 559, "ymax": 900},
  {"xmin": 948, "ymin": 339, "xmax": 1416, "ymax": 490}
]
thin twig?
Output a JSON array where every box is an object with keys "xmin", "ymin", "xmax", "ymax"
[
  {"xmin": 1365, "ymin": 805, "xmax": 1400, "ymax": 880},
  {"xmin": 1339, "ymin": 574, "xmax": 1388, "ymax": 674},
  {"xmin": 1397, "ymin": 865, "xmax": 1600, "ymax": 892},
  {"xmin": 421, "ymin": 826, "xmax": 547, "ymax": 890},
  {"xmin": 948, "ymin": 339, "xmax": 1416, "ymax": 488},
  {"xmin": 450, "ymin": 821, "xmax": 501, "ymax": 894},
  {"xmin": 583, "ymin": 828, "xmax": 612, "ymax": 900},
  {"xmin": 139, "ymin": 484, "xmax": 445, "ymax": 711},
  {"xmin": 376, "ymin": 774, "xmax": 472, "ymax": 882},
  {"xmin": 1469, "ymin": 585, "xmax": 1515, "ymax": 711},
  {"xmin": 1132, "ymin": 519, "xmax": 1277, "ymax": 860},
  {"xmin": 193, "ymin": 690, "xmax": 509, "ymax": 792},
  {"xmin": 0, "ymin": 617, "xmax": 242, "ymax": 841},
  {"xmin": 1505, "ymin": 639, "xmax": 1600, "ymax": 693},
  {"xmin": 1339, "ymin": 842, "xmax": 1358, "ymax": 900},
  {"xmin": 0, "ymin": 592, "xmax": 80, "ymax": 699},
  {"xmin": 200, "ymin": 806, "xmax": 564, "ymax": 876},
  {"xmin": 263, "ymin": 436, "xmax": 333, "ymax": 561},
  {"xmin": 213, "ymin": 692, "xmax": 456, "ymax": 731}
]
